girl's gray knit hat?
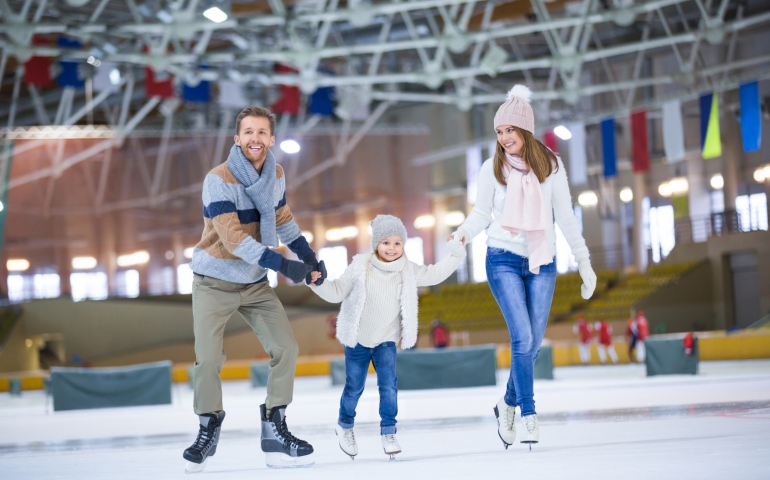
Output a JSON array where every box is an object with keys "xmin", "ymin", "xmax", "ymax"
[{"xmin": 370, "ymin": 214, "xmax": 408, "ymax": 251}]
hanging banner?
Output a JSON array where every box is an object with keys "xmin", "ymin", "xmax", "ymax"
[
  {"xmin": 92, "ymin": 62, "xmax": 121, "ymax": 93},
  {"xmin": 739, "ymin": 81, "xmax": 761, "ymax": 153},
  {"xmin": 601, "ymin": 118, "xmax": 617, "ymax": 178},
  {"xmin": 567, "ymin": 122, "xmax": 587, "ymax": 185},
  {"xmin": 218, "ymin": 80, "xmax": 249, "ymax": 110},
  {"xmin": 145, "ymin": 67, "xmax": 175, "ymax": 98},
  {"xmin": 699, "ymin": 92, "xmax": 722, "ymax": 159},
  {"xmin": 630, "ymin": 110, "xmax": 650, "ymax": 173},
  {"xmin": 662, "ymin": 99, "xmax": 685, "ymax": 163},
  {"xmin": 271, "ymin": 64, "xmax": 300, "ymax": 115},
  {"xmin": 182, "ymin": 78, "xmax": 210, "ymax": 103},
  {"xmin": 543, "ymin": 130, "xmax": 558, "ymax": 153}
]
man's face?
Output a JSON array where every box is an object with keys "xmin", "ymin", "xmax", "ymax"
[{"xmin": 234, "ymin": 116, "xmax": 275, "ymax": 164}]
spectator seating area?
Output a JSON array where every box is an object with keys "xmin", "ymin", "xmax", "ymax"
[{"xmin": 418, "ymin": 263, "xmax": 697, "ymax": 333}]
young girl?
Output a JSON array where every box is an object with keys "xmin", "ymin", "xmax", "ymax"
[
  {"xmin": 309, "ymin": 214, "xmax": 465, "ymax": 460},
  {"xmin": 451, "ymin": 85, "xmax": 597, "ymax": 449}
]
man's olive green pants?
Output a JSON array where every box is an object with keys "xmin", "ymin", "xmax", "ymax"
[{"xmin": 192, "ymin": 274, "xmax": 298, "ymax": 415}]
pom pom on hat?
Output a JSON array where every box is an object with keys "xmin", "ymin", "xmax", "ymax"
[
  {"xmin": 506, "ymin": 84, "xmax": 533, "ymax": 104},
  {"xmin": 494, "ymin": 84, "xmax": 535, "ymax": 133}
]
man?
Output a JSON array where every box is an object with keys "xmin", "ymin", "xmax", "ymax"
[
  {"xmin": 573, "ymin": 315, "xmax": 592, "ymax": 365},
  {"xmin": 183, "ymin": 106, "xmax": 325, "ymax": 472},
  {"xmin": 594, "ymin": 319, "xmax": 618, "ymax": 365}
]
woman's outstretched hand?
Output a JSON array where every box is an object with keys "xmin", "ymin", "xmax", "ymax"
[
  {"xmin": 578, "ymin": 258, "xmax": 597, "ymax": 299},
  {"xmin": 447, "ymin": 228, "xmax": 469, "ymax": 245}
]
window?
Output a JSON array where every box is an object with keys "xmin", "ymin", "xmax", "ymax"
[
  {"xmin": 177, "ymin": 263, "xmax": 193, "ymax": 294},
  {"xmin": 736, "ymin": 193, "xmax": 768, "ymax": 231},
  {"xmin": 405, "ymin": 237, "xmax": 424, "ymax": 266},
  {"xmin": 648, "ymin": 205, "xmax": 675, "ymax": 263},
  {"xmin": 471, "ymin": 230, "xmax": 488, "ymax": 283},
  {"xmin": 70, "ymin": 272, "xmax": 108, "ymax": 301},
  {"xmin": 555, "ymin": 224, "xmax": 578, "ymax": 274},
  {"xmin": 7, "ymin": 275, "xmax": 29, "ymax": 302},
  {"xmin": 33, "ymin": 274, "xmax": 60, "ymax": 299},
  {"xmin": 318, "ymin": 246, "xmax": 348, "ymax": 281}
]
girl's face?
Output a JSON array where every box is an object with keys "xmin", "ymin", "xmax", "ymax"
[
  {"xmin": 495, "ymin": 125, "xmax": 524, "ymax": 156},
  {"xmin": 377, "ymin": 235, "xmax": 404, "ymax": 262}
]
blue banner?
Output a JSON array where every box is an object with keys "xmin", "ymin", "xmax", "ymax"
[
  {"xmin": 601, "ymin": 118, "xmax": 617, "ymax": 178},
  {"xmin": 739, "ymin": 81, "xmax": 761, "ymax": 153}
]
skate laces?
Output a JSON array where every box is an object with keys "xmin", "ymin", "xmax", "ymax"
[
  {"xmin": 384, "ymin": 434, "xmax": 396, "ymax": 445},
  {"xmin": 342, "ymin": 428, "xmax": 356, "ymax": 446},
  {"xmin": 276, "ymin": 415, "xmax": 305, "ymax": 446},
  {"xmin": 524, "ymin": 415, "xmax": 538, "ymax": 433},
  {"xmin": 504, "ymin": 405, "xmax": 515, "ymax": 429},
  {"xmin": 193, "ymin": 424, "xmax": 212, "ymax": 449}
]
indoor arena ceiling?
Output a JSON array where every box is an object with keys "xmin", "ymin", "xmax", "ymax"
[{"xmin": 1, "ymin": 0, "xmax": 769, "ymax": 137}]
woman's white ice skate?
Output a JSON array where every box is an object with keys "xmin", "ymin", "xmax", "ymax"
[
  {"xmin": 381, "ymin": 434, "xmax": 401, "ymax": 460},
  {"xmin": 335, "ymin": 424, "xmax": 358, "ymax": 459},
  {"xmin": 493, "ymin": 396, "xmax": 516, "ymax": 449},
  {"xmin": 520, "ymin": 414, "xmax": 539, "ymax": 451}
]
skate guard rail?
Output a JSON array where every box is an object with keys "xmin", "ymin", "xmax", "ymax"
[{"xmin": 3, "ymin": 330, "xmax": 770, "ymax": 393}]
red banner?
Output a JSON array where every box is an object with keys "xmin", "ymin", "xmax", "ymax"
[{"xmin": 630, "ymin": 110, "xmax": 650, "ymax": 173}]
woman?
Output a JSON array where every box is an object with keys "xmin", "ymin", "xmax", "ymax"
[{"xmin": 450, "ymin": 85, "xmax": 596, "ymax": 448}]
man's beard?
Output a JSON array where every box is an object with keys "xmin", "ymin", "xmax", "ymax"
[{"xmin": 240, "ymin": 143, "xmax": 268, "ymax": 164}]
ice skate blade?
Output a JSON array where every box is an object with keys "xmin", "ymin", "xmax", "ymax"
[
  {"xmin": 338, "ymin": 445, "xmax": 357, "ymax": 460},
  {"xmin": 389, "ymin": 454, "xmax": 396, "ymax": 461},
  {"xmin": 265, "ymin": 452, "xmax": 315, "ymax": 469},
  {"xmin": 184, "ymin": 459, "xmax": 208, "ymax": 474}
]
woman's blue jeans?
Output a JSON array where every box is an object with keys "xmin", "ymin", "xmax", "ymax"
[
  {"xmin": 486, "ymin": 247, "xmax": 556, "ymax": 416},
  {"xmin": 338, "ymin": 341, "xmax": 398, "ymax": 434}
]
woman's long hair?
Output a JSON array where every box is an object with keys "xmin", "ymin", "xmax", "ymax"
[{"xmin": 493, "ymin": 126, "xmax": 558, "ymax": 185}]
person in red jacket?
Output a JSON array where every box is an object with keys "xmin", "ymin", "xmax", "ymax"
[
  {"xmin": 636, "ymin": 311, "xmax": 649, "ymax": 362},
  {"xmin": 573, "ymin": 316, "xmax": 592, "ymax": 365},
  {"xmin": 594, "ymin": 319, "xmax": 618, "ymax": 365},
  {"xmin": 430, "ymin": 319, "xmax": 450, "ymax": 348}
]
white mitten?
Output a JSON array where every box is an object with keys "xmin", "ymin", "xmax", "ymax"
[
  {"xmin": 578, "ymin": 258, "xmax": 597, "ymax": 300},
  {"xmin": 447, "ymin": 238, "xmax": 467, "ymax": 257}
]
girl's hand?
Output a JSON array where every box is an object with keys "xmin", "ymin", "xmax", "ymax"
[
  {"xmin": 447, "ymin": 229, "xmax": 468, "ymax": 245},
  {"xmin": 309, "ymin": 271, "xmax": 322, "ymax": 284}
]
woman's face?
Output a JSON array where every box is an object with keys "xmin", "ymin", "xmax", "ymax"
[{"xmin": 496, "ymin": 125, "xmax": 524, "ymax": 156}]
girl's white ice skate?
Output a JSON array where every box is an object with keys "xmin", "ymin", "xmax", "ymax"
[
  {"xmin": 493, "ymin": 396, "xmax": 516, "ymax": 449},
  {"xmin": 381, "ymin": 434, "xmax": 401, "ymax": 460},
  {"xmin": 520, "ymin": 414, "xmax": 539, "ymax": 451},
  {"xmin": 335, "ymin": 424, "xmax": 358, "ymax": 459}
]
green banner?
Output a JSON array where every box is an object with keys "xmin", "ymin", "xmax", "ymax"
[{"xmin": 0, "ymin": 141, "xmax": 14, "ymax": 257}]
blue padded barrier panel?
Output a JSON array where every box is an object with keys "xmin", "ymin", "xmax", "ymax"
[
  {"xmin": 534, "ymin": 344, "xmax": 554, "ymax": 380},
  {"xmin": 645, "ymin": 337, "xmax": 699, "ymax": 376},
  {"xmin": 51, "ymin": 361, "xmax": 172, "ymax": 411},
  {"xmin": 250, "ymin": 361, "xmax": 270, "ymax": 388},
  {"xmin": 396, "ymin": 345, "xmax": 497, "ymax": 390},
  {"xmin": 330, "ymin": 358, "xmax": 347, "ymax": 386}
]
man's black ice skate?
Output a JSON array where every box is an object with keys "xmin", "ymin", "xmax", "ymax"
[
  {"xmin": 260, "ymin": 404, "xmax": 314, "ymax": 468},
  {"xmin": 183, "ymin": 411, "xmax": 225, "ymax": 474}
]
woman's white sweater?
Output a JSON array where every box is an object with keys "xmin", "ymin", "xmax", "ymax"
[
  {"xmin": 310, "ymin": 252, "xmax": 463, "ymax": 348},
  {"xmin": 457, "ymin": 157, "xmax": 589, "ymax": 262}
]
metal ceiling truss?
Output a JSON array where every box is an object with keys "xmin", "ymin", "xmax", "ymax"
[{"xmin": 1, "ymin": 0, "xmax": 770, "ymax": 212}]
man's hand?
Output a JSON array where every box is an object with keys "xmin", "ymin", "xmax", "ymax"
[
  {"xmin": 302, "ymin": 253, "xmax": 327, "ymax": 286},
  {"xmin": 279, "ymin": 258, "xmax": 314, "ymax": 284}
]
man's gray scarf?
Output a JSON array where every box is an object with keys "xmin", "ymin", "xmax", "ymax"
[{"xmin": 227, "ymin": 144, "xmax": 278, "ymax": 247}]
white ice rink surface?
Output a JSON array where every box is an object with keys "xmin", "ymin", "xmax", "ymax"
[{"xmin": 2, "ymin": 361, "xmax": 770, "ymax": 479}]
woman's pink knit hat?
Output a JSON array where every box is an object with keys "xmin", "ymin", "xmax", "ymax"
[{"xmin": 494, "ymin": 85, "xmax": 535, "ymax": 134}]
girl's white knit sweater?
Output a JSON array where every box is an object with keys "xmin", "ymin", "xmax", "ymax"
[
  {"xmin": 456, "ymin": 157, "xmax": 589, "ymax": 262},
  {"xmin": 310, "ymin": 252, "xmax": 463, "ymax": 348}
]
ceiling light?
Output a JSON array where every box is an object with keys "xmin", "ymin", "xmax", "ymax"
[
  {"xmin": 414, "ymin": 214, "xmax": 436, "ymax": 229},
  {"xmin": 710, "ymin": 174, "xmax": 724, "ymax": 190},
  {"xmin": 165, "ymin": 251, "xmax": 175, "ymax": 260},
  {"xmin": 280, "ymin": 140, "xmax": 300, "ymax": 154},
  {"xmin": 7, "ymin": 259, "xmax": 30, "ymax": 272},
  {"xmin": 109, "ymin": 68, "xmax": 121, "ymax": 85},
  {"xmin": 754, "ymin": 165, "xmax": 770, "ymax": 183},
  {"xmin": 619, "ymin": 187, "xmax": 633, "ymax": 203},
  {"xmin": 0, "ymin": 200, "xmax": 4, "ymax": 212},
  {"xmin": 117, "ymin": 251, "xmax": 150, "ymax": 267},
  {"xmin": 578, "ymin": 191, "xmax": 598, "ymax": 207},
  {"xmin": 72, "ymin": 257, "xmax": 98, "ymax": 270},
  {"xmin": 553, "ymin": 125, "xmax": 572, "ymax": 140},
  {"xmin": 184, "ymin": 247, "xmax": 194, "ymax": 259},
  {"xmin": 444, "ymin": 211, "xmax": 466, "ymax": 227},
  {"xmin": 203, "ymin": 7, "xmax": 228, "ymax": 23},
  {"xmin": 668, "ymin": 177, "xmax": 689, "ymax": 196},
  {"xmin": 302, "ymin": 231, "xmax": 314, "ymax": 243},
  {"xmin": 658, "ymin": 182, "xmax": 672, "ymax": 197}
]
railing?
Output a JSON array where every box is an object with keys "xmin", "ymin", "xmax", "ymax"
[
  {"xmin": 586, "ymin": 244, "xmax": 634, "ymax": 271},
  {"xmin": 674, "ymin": 211, "xmax": 744, "ymax": 244}
]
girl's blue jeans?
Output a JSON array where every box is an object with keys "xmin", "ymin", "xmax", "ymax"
[
  {"xmin": 338, "ymin": 341, "xmax": 398, "ymax": 434},
  {"xmin": 486, "ymin": 247, "xmax": 556, "ymax": 416}
]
